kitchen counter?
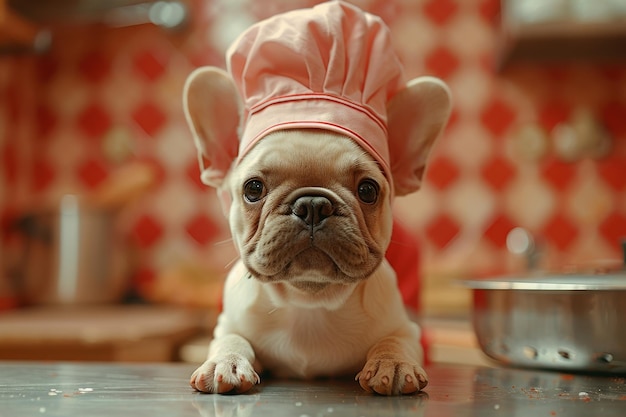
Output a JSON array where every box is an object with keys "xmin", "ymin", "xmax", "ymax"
[
  {"xmin": 0, "ymin": 306, "xmax": 206, "ymax": 362},
  {"xmin": 1, "ymin": 362, "xmax": 625, "ymax": 417}
]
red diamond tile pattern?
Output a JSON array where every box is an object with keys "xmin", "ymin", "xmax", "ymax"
[
  {"xmin": 480, "ymin": 98, "xmax": 516, "ymax": 137},
  {"xmin": 36, "ymin": 104, "xmax": 57, "ymax": 139},
  {"xmin": 478, "ymin": 0, "xmax": 500, "ymax": 22},
  {"xmin": 425, "ymin": 46, "xmax": 460, "ymax": 79},
  {"xmin": 483, "ymin": 214, "xmax": 516, "ymax": 249},
  {"xmin": 542, "ymin": 214, "xmax": 579, "ymax": 251},
  {"xmin": 186, "ymin": 213, "xmax": 220, "ymax": 246},
  {"xmin": 1, "ymin": 143, "xmax": 18, "ymax": 185},
  {"xmin": 133, "ymin": 266, "xmax": 156, "ymax": 286},
  {"xmin": 31, "ymin": 157, "xmax": 56, "ymax": 192},
  {"xmin": 5, "ymin": 85, "xmax": 20, "ymax": 121},
  {"xmin": 36, "ymin": 55, "xmax": 58, "ymax": 83},
  {"xmin": 481, "ymin": 156, "xmax": 516, "ymax": 191},
  {"xmin": 133, "ymin": 49, "xmax": 167, "ymax": 82},
  {"xmin": 538, "ymin": 100, "xmax": 572, "ymax": 131},
  {"xmin": 77, "ymin": 158, "xmax": 109, "ymax": 189},
  {"xmin": 425, "ymin": 213, "xmax": 460, "ymax": 249},
  {"xmin": 597, "ymin": 157, "xmax": 626, "ymax": 191},
  {"xmin": 423, "ymin": 0, "xmax": 458, "ymax": 26},
  {"xmin": 185, "ymin": 159, "xmax": 206, "ymax": 191},
  {"xmin": 132, "ymin": 266, "xmax": 157, "ymax": 299},
  {"xmin": 77, "ymin": 103, "xmax": 112, "ymax": 140},
  {"xmin": 601, "ymin": 101, "xmax": 626, "ymax": 137},
  {"xmin": 132, "ymin": 101, "xmax": 167, "ymax": 137},
  {"xmin": 78, "ymin": 50, "xmax": 111, "ymax": 84},
  {"xmin": 2, "ymin": 0, "xmax": 626, "ymax": 304},
  {"xmin": 426, "ymin": 156, "xmax": 460, "ymax": 190},
  {"xmin": 131, "ymin": 214, "xmax": 164, "ymax": 248},
  {"xmin": 540, "ymin": 159, "xmax": 577, "ymax": 191},
  {"xmin": 599, "ymin": 211, "xmax": 626, "ymax": 250}
]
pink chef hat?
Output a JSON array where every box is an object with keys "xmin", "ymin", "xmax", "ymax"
[{"xmin": 226, "ymin": 1, "xmax": 406, "ymax": 182}]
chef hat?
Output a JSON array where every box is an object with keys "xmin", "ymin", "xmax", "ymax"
[{"xmin": 226, "ymin": 1, "xmax": 406, "ymax": 182}]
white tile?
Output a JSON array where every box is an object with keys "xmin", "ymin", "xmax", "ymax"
[
  {"xmin": 565, "ymin": 161, "xmax": 614, "ymax": 227},
  {"xmin": 448, "ymin": 67, "xmax": 492, "ymax": 117},
  {"xmin": 504, "ymin": 168, "xmax": 556, "ymax": 230},
  {"xmin": 441, "ymin": 120, "xmax": 493, "ymax": 170},
  {"xmin": 393, "ymin": 184, "xmax": 442, "ymax": 230},
  {"xmin": 445, "ymin": 176, "xmax": 497, "ymax": 231},
  {"xmin": 446, "ymin": 13, "xmax": 495, "ymax": 61}
]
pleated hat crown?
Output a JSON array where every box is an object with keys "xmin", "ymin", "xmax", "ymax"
[{"xmin": 226, "ymin": 1, "xmax": 406, "ymax": 181}]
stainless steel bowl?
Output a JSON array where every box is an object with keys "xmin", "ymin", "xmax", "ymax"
[{"xmin": 462, "ymin": 273, "xmax": 626, "ymax": 374}]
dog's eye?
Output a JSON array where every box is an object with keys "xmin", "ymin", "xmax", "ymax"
[
  {"xmin": 357, "ymin": 179, "xmax": 378, "ymax": 204},
  {"xmin": 243, "ymin": 179, "xmax": 266, "ymax": 202}
]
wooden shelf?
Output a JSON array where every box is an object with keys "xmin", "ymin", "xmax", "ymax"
[
  {"xmin": 497, "ymin": 20, "xmax": 626, "ymax": 70},
  {"xmin": 0, "ymin": 0, "xmax": 36, "ymax": 49}
]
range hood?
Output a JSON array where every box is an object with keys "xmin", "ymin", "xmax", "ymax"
[
  {"xmin": 8, "ymin": 0, "xmax": 187, "ymax": 27},
  {"xmin": 1, "ymin": 0, "xmax": 187, "ymax": 54}
]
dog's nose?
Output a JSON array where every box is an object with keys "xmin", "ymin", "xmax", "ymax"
[{"xmin": 292, "ymin": 196, "xmax": 334, "ymax": 226}]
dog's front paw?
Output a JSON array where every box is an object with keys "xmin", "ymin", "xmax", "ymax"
[
  {"xmin": 190, "ymin": 354, "xmax": 260, "ymax": 394},
  {"xmin": 356, "ymin": 359, "xmax": 428, "ymax": 395}
]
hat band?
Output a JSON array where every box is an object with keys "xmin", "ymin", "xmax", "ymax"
[
  {"xmin": 237, "ymin": 93, "xmax": 392, "ymax": 181},
  {"xmin": 249, "ymin": 93, "xmax": 388, "ymax": 135}
]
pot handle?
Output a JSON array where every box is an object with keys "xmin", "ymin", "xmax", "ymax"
[
  {"xmin": 14, "ymin": 215, "xmax": 52, "ymax": 243},
  {"xmin": 5, "ymin": 215, "xmax": 52, "ymax": 300}
]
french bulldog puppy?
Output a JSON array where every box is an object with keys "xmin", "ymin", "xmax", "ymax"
[{"xmin": 183, "ymin": 67, "xmax": 451, "ymax": 395}]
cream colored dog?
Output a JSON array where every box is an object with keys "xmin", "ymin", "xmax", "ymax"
[{"xmin": 183, "ymin": 67, "xmax": 450, "ymax": 395}]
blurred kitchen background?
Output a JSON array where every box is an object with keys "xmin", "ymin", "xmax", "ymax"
[{"xmin": 0, "ymin": 0, "xmax": 625, "ymax": 362}]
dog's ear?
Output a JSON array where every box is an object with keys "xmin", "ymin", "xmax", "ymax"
[
  {"xmin": 387, "ymin": 76, "xmax": 451, "ymax": 196},
  {"xmin": 184, "ymin": 67, "xmax": 242, "ymax": 187}
]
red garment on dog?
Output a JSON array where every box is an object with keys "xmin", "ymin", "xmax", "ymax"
[
  {"xmin": 387, "ymin": 219, "xmax": 421, "ymax": 313},
  {"xmin": 387, "ymin": 219, "xmax": 431, "ymax": 363}
]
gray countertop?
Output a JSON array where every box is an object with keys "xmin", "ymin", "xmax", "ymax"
[{"xmin": 0, "ymin": 361, "xmax": 625, "ymax": 417}]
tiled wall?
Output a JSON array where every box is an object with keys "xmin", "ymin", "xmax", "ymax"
[{"xmin": 1, "ymin": 0, "xmax": 625, "ymax": 310}]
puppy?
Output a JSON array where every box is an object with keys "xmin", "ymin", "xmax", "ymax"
[{"xmin": 183, "ymin": 2, "xmax": 451, "ymax": 396}]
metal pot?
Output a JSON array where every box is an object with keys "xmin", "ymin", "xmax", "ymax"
[
  {"xmin": 9, "ymin": 194, "xmax": 129, "ymax": 305},
  {"xmin": 462, "ymin": 273, "xmax": 626, "ymax": 374}
]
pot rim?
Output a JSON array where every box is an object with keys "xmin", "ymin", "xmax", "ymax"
[{"xmin": 460, "ymin": 273, "xmax": 626, "ymax": 291}]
